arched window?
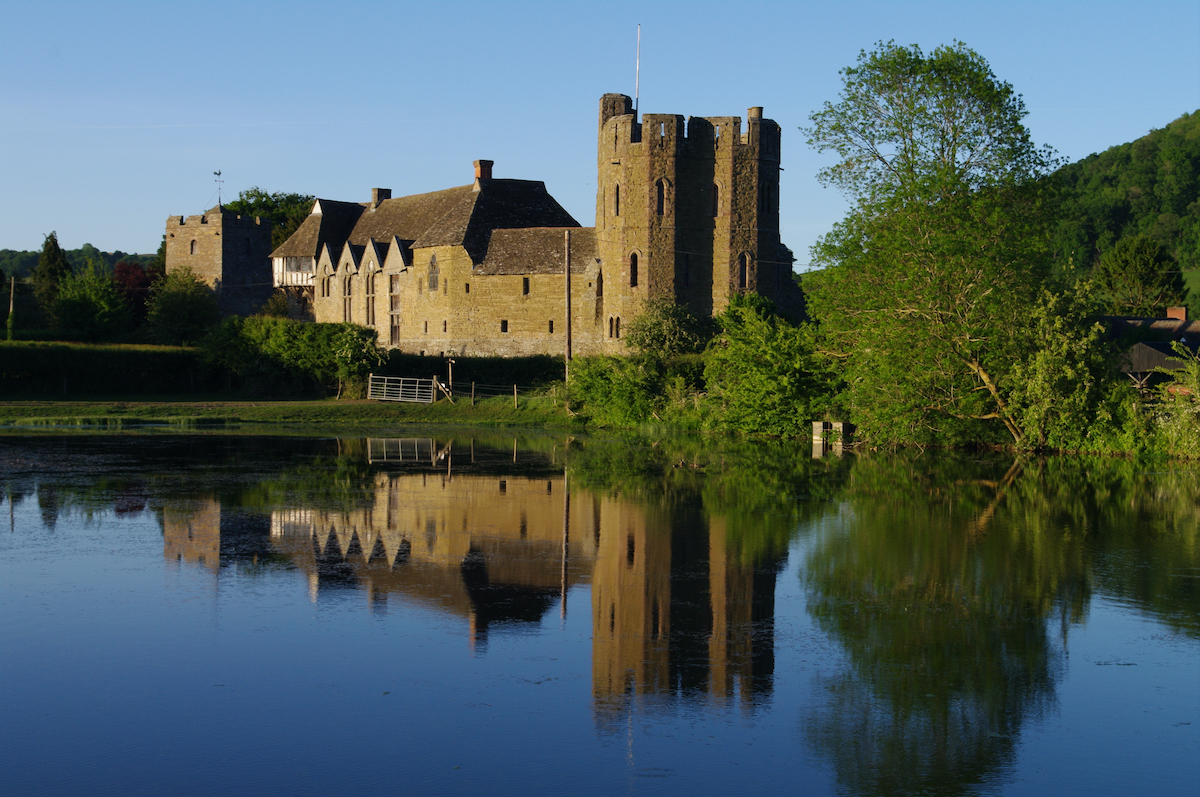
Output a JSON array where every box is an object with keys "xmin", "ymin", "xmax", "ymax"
[
  {"xmin": 428, "ymin": 255, "xmax": 439, "ymax": 291},
  {"xmin": 738, "ymin": 253, "xmax": 750, "ymax": 290},
  {"xmin": 629, "ymin": 253, "xmax": 638, "ymax": 288},
  {"xmin": 343, "ymin": 275, "xmax": 353, "ymax": 322},
  {"xmin": 365, "ymin": 272, "xmax": 376, "ymax": 326},
  {"xmin": 608, "ymin": 317, "xmax": 614, "ymax": 338},
  {"xmin": 655, "ymin": 179, "xmax": 666, "ymax": 216},
  {"xmin": 615, "ymin": 316, "xmax": 621, "ymax": 338},
  {"xmin": 189, "ymin": 239, "xmax": 197, "ymax": 255},
  {"xmin": 596, "ymin": 270, "xmax": 603, "ymax": 297},
  {"xmin": 614, "ymin": 184, "xmax": 620, "ymax": 217}
]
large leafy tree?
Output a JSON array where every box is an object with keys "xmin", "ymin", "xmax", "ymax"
[
  {"xmin": 1092, "ymin": 233, "xmax": 1187, "ymax": 316},
  {"xmin": 31, "ymin": 231, "xmax": 72, "ymax": 323},
  {"xmin": 146, "ymin": 266, "xmax": 220, "ymax": 345},
  {"xmin": 803, "ymin": 41, "xmax": 1058, "ymax": 445},
  {"xmin": 223, "ymin": 187, "xmax": 315, "ymax": 250},
  {"xmin": 53, "ymin": 264, "xmax": 133, "ymax": 341}
]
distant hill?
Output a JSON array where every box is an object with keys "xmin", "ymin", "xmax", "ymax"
[
  {"xmin": 1053, "ymin": 110, "xmax": 1199, "ymax": 311},
  {"xmin": 0, "ymin": 244, "xmax": 158, "ymax": 279}
]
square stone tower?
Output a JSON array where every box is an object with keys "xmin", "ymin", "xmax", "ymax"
[{"xmin": 164, "ymin": 206, "xmax": 273, "ymax": 316}]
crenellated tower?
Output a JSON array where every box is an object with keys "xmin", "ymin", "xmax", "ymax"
[{"xmin": 594, "ymin": 94, "xmax": 793, "ymax": 336}]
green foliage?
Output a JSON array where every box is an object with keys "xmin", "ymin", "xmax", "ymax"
[
  {"xmin": 1092, "ymin": 233, "xmax": 1187, "ymax": 315},
  {"xmin": 568, "ymin": 355, "xmax": 663, "ymax": 427},
  {"xmin": 1052, "ymin": 110, "xmax": 1200, "ymax": 284},
  {"xmin": 703, "ymin": 294, "xmax": 837, "ymax": 436},
  {"xmin": 1004, "ymin": 285, "xmax": 1143, "ymax": 452},
  {"xmin": 0, "ymin": 341, "xmax": 210, "ymax": 395},
  {"xmin": 31, "ymin": 232, "xmax": 72, "ymax": 322},
  {"xmin": 804, "ymin": 41, "xmax": 1057, "ymax": 446},
  {"xmin": 145, "ymin": 267, "xmax": 220, "ymax": 345},
  {"xmin": 1154, "ymin": 343, "xmax": 1200, "ymax": 458},
  {"xmin": 257, "ymin": 290, "xmax": 292, "ymax": 318},
  {"xmin": 624, "ymin": 299, "xmax": 714, "ymax": 357},
  {"xmin": 201, "ymin": 316, "xmax": 382, "ymax": 398},
  {"xmin": 223, "ymin": 187, "xmax": 315, "ymax": 250},
  {"xmin": 52, "ymin": 264, "xmax": 133, "ymax": 341}
]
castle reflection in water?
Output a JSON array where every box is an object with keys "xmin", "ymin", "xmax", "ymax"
[{"xmin": 161, "ymin": 437, "xmax": 779, "ymax": 721}]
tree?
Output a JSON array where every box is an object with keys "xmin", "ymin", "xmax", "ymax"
[
  {"xmin": 145, "ymin": 266, "xmax": 220, "ymax": 345},
  {"xmin": 112, "ymin": 261, "xmax": 154, "ymax": 320},
  {"xmin": 223, "ymin": 188, "xmax": 315, "ymax": 250},
  {"xmin": 31, "ymin": 231, "xmax": 72, "ymax": 324},
  {"xmin": 703, "ymin": 294, "xmax": 838, "ymax": 436},
  {"xmin": 1092, "ymin": 233, "xmax": 1187, "ymax": 316},
  {"xmin": 624, "ymin": 299, "xmax": 713, "ymax": 357},
  {"xmin": 803, "ymin": 41, "xmax": 1058, "ymax": 445},
  {"xmin": 53, "ymin": 264, "xmax": 133, "ymax": 341}
]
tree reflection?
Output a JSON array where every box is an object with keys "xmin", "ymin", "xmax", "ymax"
[{"xmin": 800, "ymin": 451, "xmax": 1199, "ymax": 795}]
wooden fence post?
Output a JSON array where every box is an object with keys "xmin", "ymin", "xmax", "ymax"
[{"xmin": 513, "ymin": 384, "xmax": 518, "ymax": 409}]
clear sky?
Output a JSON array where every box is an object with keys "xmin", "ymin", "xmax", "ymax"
[{"xmin": 1, "ymin": 0, "xmax": 1197, "ymax": 268}]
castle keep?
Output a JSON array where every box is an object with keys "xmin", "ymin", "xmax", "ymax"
[
  {"xmin": 163, "ymin": 206, "xmax": 273, "ymax": 317},
  {"xmin": 180, "ymin": 94, "xmax": 800, "ymax": 354}
]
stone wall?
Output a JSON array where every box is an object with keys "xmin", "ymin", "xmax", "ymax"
[{"xmin": 164, "ymin": 207, "xmax": 274, "ymax": 316}]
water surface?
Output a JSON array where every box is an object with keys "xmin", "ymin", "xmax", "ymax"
[{"xmin": 1, "ymin": 433, "xmax": 1196, "ymax": 796}]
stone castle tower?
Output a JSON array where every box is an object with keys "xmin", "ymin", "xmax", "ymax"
[
  {"xmin": 164, "ymin": 206, "xmax": 273, "ymax": 316},
  {"xmin": 595, "ymin": 93, "xmax": 793, "ymax": 328}
]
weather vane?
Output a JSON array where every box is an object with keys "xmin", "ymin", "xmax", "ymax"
[{"xmin": 214, "ymin": 170, "xmax": 224, "ymax": 205}]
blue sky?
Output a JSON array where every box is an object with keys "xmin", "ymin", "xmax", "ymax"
[{"xmin": 1, "ymin": 0, "xmax": 1197, "ymax": 267}]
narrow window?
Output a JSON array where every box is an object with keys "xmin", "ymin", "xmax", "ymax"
[
  {"xmin": 614, "ymin": 184, "xmax": 620, "ymax": 217},
  {"xmin": 390, "ymin": 274, "xmax": 401, "ymax": 311},
  {"xmin": 629, "ymin": 253, "xmax": 638, "ymax": 288},
  {"xmin": 738, "ymin": 253, "xmax": 749, "ymax": 289},
  {"xmin": 548, "ymin": 320, "xmax": 554, "ymax": 334},
  {"xmin": 189, "ymin": 239, "xmax": 197, "ymax": 255},
  {"xmin": 428, "ymin": 255, "xmax": 439, "ymax": 291},
  {"xmin": 424, "ymin": 321, "xmax": 428, "ymax": 334},
  {"xmin": 442, "ymin": 320, "xmax": 447, "ymax": 333},
  {"xmin": 501, "ymin": 320, "xmax": 508, "ymax": 333},
  {"xmin": 390, "ymin": 316, "xmax": 400, "ymax": 345},
  {"xmin": 615, "ymin": 317, "xmax": 621, "ymax": 338},
  {"xmin": 464, "ymin": 282, "xmax": 470, "ymax": 294},
  {"xmin": 343, "ymin": 276, "xmax": 352, "ymax": 322},
  {"xmin": 365, "ymin": 273, "xmax": 376, "ymax": 326},
  {"xmin": 659, "ymin": 122, "xmax": 665, "ymax": 138},
  {"xmin": 608, "ymin": 317, "xmax": 614, "ymax": 338},
  {"xmin": 712, "ymin": 184, "xmax": 720, "ymax": 217},
  {"xmin": 596, "ymin": 271, "xmax": 603, "ymax": 297},
  {"xmin": 522, "ymin": 277, "xmax": 530, "ymax": 295},
  {"xmin": 656, "ymin": 180, "xmax": 665, "ymax": 216}
]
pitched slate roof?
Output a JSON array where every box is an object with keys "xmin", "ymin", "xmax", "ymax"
[
  {"xmin": 270, "ymin": 199, "xmax": 364, "ymax": 259},
  {"xmin": 270, "ymin": 178, "xmax": 581, "ymax": 266},
  {"xmin": 475, "ymin": 228, "xmax": 597, "ymax": 275}
]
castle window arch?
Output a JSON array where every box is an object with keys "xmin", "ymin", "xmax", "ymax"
[
  {"xmin": 655, "ymin": 179, "xmax": 672, "ymax": 216},
  {"xmin": 629, "ymin": 252, "xmax": 638, "ymax": 288},
  {"xmin": 737, "ymin": 252, "xmax": 753, "ymax": 290},
  {"xmin": 428, "ymin": 255, "xmax": 439, "ymax": 292},
  {"xmin": 190, "ymin": 239, "xmax": 197, "ymax": 255}
]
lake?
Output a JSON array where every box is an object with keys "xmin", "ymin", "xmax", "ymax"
[{"xmin": 1, "ymin": 432, "xmax": 1196, "ymax": 796}]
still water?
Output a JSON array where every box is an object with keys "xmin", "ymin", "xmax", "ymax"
[{"xmin": 1, "ymin": 432, "xmax": 1196, "ymax": 796}]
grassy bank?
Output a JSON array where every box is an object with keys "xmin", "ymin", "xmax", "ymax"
[{"xmin": 0, "ymin": 395, "xmax": 580, "ymax": 431}]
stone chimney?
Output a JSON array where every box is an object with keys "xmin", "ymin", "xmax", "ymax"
[
  {"xmin": 473, "ymin": 160, "xmax": 494, "ymax": 192},
  {"xmin": 371, "ymin": 188, "xmax": 391, "ymax": 208},
  {"xmin": 748, "ymin": 106, "xmax": 763, "ymax": 119},
  {"xmin": 1167, "ymin": 306, "xmax": 1187, "ymax": 321}
]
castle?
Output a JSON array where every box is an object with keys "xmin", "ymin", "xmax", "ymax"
[
  {"xmin": 167, "ymin": 94, "xmax": 801, "ymax": 355},
  {"xmin": 163, "ymin": 205, "xmax": 273, "ymax": 317}
]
